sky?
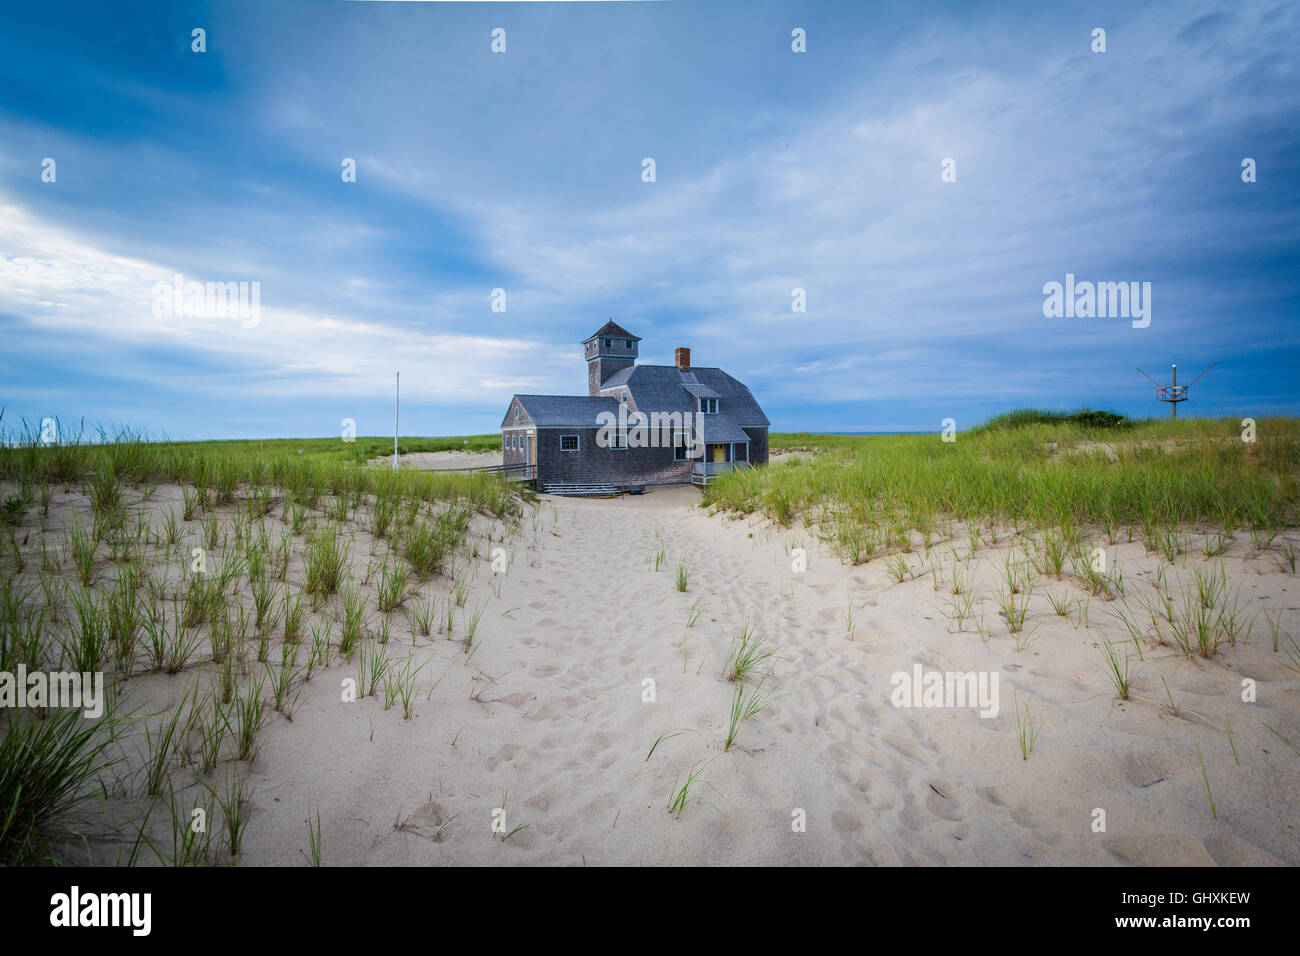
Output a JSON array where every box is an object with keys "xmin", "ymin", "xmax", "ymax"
[{"xmin": 0, "ymin": 0, "xmax": 1297, "ymax": 439}]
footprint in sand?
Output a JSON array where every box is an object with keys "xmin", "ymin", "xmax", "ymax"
[
  {"xmin": 831, "ymin": 807, "xmax": 864, "ymax": 833},
  {"xmin": 484, "ymin": 744, "xmax": 521, "ymax": 771},
  {"xmin": 397, "ymin": 800, "xmax": 453, "ymax": 843},
  {"xmin": 1103, "ymin": 833, "xmax": 1216, "ymax": 866},
  {"xmin": 1120, "ymin": 750, "xmax": 1172, "ymax": 789},
  {"xmin": 922, "ymin": 780, "xmax": 964, "ymax": 822}
]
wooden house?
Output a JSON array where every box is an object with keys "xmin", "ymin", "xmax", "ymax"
[{"xmin": 501, "ymin": 322, "xmax": 769, "ymax": 494}]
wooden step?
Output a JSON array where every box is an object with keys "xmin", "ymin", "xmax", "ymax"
[{"xmin": 540, "ymin": 482, "xmax": 619, "ymax": 496}]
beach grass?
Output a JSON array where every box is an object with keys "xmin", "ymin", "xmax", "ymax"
[
  {"xmin": 0, "ymin": 423, "xmax": 524, "ymax": 522},
  {"xmin": 0, "ymin": 703, "xmax": 127, "ymax": 865},
  {"xmin": 714, "ymin": 415, "xmax": 1298, "ymax": 564}
]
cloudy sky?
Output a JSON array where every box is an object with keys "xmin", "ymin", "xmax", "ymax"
[{"xmin": 1, "ymin": 0, "xmax": 1296, "ymax": 439}]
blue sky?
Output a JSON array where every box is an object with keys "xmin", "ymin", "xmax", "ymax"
[{"xmin": 1, "ymin": 0, "xmax": 1297, "ymax": 439}]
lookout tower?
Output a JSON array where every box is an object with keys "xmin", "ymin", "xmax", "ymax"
[{"xmin": 582, "ymin": 321, "xmax": 640, "ymax": 396}]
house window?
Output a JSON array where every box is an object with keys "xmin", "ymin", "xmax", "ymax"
[
  {"xmin": 625, "ymin": 339, "xmax": 632, "ymax": 348},
  {"xmin": 700, "ymin": 398, "xmax": 718, "ymax": 414},
  {"xmin": 673, "ymin": 432, "xmax": 691, "ymax": 461},
  {"xmin": 514, "ymin": 406, "xmax": 520, "ymax": 420},
  {"xmin": 561, "ymin": 434, "xmax": 580, "ymax": 451},
  {"xmin": 610, "ymin": 430, "xmax": 628, "ymax": 450},
  {"xmin": 603, "ymin": 338, "xmax": 611, "ymax": 349},
  {"xmin": 502, "ymin": 434, "xmax": 507, "ymax": 451},
  {"xmin": 621, "ymin": 391, "xmax": 629, "ymax": 404}
]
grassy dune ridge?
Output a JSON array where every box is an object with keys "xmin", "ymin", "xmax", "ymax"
[
  {"xmin": 717, "ymin": 416, "xmax": 1299, "ymax": 563},
  {"xmin": 0, "ymin": 426, "xmax": 518, "ymax": 518},
  {"xmin": 0, "ymin": 425, "xmax": 524, "ymax": 864}
]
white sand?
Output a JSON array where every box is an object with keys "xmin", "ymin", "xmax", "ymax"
[
  {"xmin": 21, "ymin": 481, "xmax": 1300, "ymax": 865},
  {"xmin": 365, "ymin": 451, "xmax": 500, "ymax": 471}
]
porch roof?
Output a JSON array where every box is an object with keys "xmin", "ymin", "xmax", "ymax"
[{"xmin": 695, "ymin": 415, "xmax": 751, "ymax": 444}]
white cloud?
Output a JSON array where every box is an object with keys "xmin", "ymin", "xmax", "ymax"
[{"xmin": 0, "ymin": 196, "xmax": 562, "ymax": 404}]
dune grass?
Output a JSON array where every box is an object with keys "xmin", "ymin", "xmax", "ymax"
[
  {"xmin": 0, "ymin": 704, "xmax": 128, "ymax": 864},
  {"xmin": 0, "ymin": 422, "xmax": 524, "ymax": 522},
  {"xmin": 714, "ymin": 416, "xmax": 1298, "ymax": 564},
  {"xmin": 0, "ymin": 421, "xmax": 527, "ymax": 862}
]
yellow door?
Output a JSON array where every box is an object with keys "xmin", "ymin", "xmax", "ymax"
[{"xmin": 712, "ymin": 444, "xmax": 725, "ymax": 463}]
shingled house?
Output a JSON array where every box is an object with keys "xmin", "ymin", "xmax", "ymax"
[{"xmin": 500, "ymin": 321, "xmax": 769, "ymax": 494}]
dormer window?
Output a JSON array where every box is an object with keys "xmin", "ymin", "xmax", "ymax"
[{"xmin": 700, "ymin": 397, "xmax": 718, "ymax": 414}]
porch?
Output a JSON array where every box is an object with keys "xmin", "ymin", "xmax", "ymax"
[{"xmin": 690, "ymin": 441, "xmax": 751, "ymax": 486}]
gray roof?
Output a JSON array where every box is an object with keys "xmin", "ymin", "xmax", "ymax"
[
  {"xmin": 582, "ymin": 321, "xmax": 640, "ymax": 343},
  {"xmin": 601, "ymin": 365, "xmax": 770, "ymax": 426},
  {"xmin": 510, "ymin": 395, "xmax": 619, "ymax": 427},
  {"xmin": 697, "ymin": 415, "xmax": 752, "ymax": 443},
  {"xmin": 681, "ymin": 382, "xmax": 720, "ymax": 400}
]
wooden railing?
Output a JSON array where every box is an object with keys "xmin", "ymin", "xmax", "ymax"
[
  {"xmin": 692, "ymin": 460, "xmax": 751, "ymax": 476},
  {"xmin": 409, "ymin": 462, "xmax": 534, "ymax": 480}
]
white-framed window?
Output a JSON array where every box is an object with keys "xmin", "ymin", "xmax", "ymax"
[
  {"xmin": 560, "ymin": 434, "xmax": 580, "ymax": 451},
  {"xmin": 621, "ymin": 391, "xmax": 629, "ymax": 403},
  {"xmin": 513, "ymin": 406, "xmax": 520, "ymax": 420},
  {"xmin": 700, "ymin": 397, "xmax": 718, "ymax": 414},
  {"xmin": 673, "ymin": 431, "xmax": 691, "ymax": 461}
]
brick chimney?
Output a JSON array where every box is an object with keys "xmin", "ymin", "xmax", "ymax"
[{"xmin": 674, "ymin": 347, "xmax": 690, "ymax": 370}]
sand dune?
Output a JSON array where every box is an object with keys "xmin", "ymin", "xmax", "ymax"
[{"xmin": 40, "ymin": 482, "xmax": 1300, "ymax": 865}]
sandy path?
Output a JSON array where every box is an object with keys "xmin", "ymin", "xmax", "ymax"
[
  {"xmin": 44, "ymin": 482, "xmax": 1300, "ymax": 866},
  {"xmin": 218, "ymin": 489, "xmax": 1299, "ymax": 865}
]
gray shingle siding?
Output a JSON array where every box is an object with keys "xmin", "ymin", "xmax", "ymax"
[
  {"xmin": 533, "ymin": 428, "xmax": 693, "ymax": 487},
  {"xmin": 500, "ymin": 397, "xmax": 535, "ymax": 429}
]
